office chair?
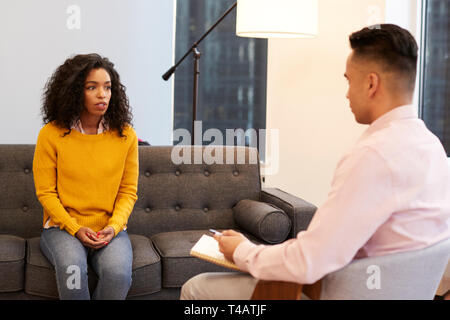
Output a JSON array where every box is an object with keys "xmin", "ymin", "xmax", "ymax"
[{"xmin": 251, "ymin": 237, "xmax": 450, "ymax": 300}]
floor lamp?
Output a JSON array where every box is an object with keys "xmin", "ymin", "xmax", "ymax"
[{"xmin": 162, "ymin": 0, "xmax": 318, "ymax": 145}]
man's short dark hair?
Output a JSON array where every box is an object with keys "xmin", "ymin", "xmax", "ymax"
[{"xmin": 349, "ymin": 24, "xmax": 418, "ymax": 91}]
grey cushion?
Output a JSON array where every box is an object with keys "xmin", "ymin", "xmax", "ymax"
[
  {"xmin": 261, "ymin": 188, "xmax": 317, "ymax": 238},
  {"xmin": 24, "ymin": 234, "xmax": 162, "ymax": 299},
  {"xmin": 233, "ymin": 199, "xmax": 291, "ymax": 244},
  {"xmin": 127, "ymin": 234, "xmax": 162, "ymax": 297},
  {"xmin": 151, "ymin": 230, "xmax": 237, "ymax": 288},
  {"xmin": 0, "ymin": 145, "xmax": 43, "ymax": 239},
  {"xmin": 130, "ymin": 146, "xmax": 261, "ymax": 238},
  {"xmin": 0, "ymin": 235, "xmax": 26, "ymax": 292}
]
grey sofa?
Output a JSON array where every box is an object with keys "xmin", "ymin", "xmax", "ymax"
[{"xmin": 0, "ymin": 145, "xmax": 317, "ymax": 299}]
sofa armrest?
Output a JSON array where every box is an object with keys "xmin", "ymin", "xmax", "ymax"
[{"xmin": 260, "ymin": 188, "xmax": 317, "ymax": 238}]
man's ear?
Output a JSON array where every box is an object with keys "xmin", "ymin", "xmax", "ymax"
[{"xmin": 367, "ymin": 72, "xmax": 380, "ymax": 98}]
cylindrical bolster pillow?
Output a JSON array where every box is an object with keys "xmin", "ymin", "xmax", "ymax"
[{"xmin": 233, "ymin": 199, "xmax": 291, "ymax": 244}]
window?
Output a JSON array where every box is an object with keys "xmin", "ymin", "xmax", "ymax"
[
  {"xmin": 174, "ymin": 0, "xmax": 267, "ymax": 157},
  {"xmin": 419, "ymin": 0, "xmax": 450, "ymax": 156}
]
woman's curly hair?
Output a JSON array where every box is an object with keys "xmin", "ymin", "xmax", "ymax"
[{"xmin": 41, "ymin": 53, "xmax": 133, "ymax": 137}]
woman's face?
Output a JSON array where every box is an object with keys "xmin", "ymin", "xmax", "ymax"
[{"xmin": 83, "ymin": 68, "xmax": 112, "ymax": 117}]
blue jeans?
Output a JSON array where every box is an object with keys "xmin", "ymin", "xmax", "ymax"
[{"xmin": 40, "ymin": 228, "xmax": 132, "ymax": 300}]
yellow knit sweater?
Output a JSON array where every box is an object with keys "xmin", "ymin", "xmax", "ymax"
[{"xmin": 32, "ymin": 121, "xmax": 139, "ymax": 237}]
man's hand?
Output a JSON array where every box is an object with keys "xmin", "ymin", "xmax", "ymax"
[
  {"xmin": 213, "ymin": 230, "xmax": 247, "ymax": 262},
  {"xmin": 75, "ymin": 227, "xmax": 110, "ymax": 250}
]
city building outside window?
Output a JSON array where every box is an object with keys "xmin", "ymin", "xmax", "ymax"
[
  {"xmin": 173, "ymin": 0, "xmax": 268, "ymax": 159},
  {"xmin": 419, "ymin": 0, "xmax": 450, "ymax": 156}
]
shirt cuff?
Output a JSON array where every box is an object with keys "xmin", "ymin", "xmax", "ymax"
[{"xmin": 233, "ymin": 239, "xmax": 258, "ymax": 272}]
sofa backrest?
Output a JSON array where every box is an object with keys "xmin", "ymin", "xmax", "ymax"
[
  {"xmin": 0, "ymin": 145, "xmax": 261, "ymax": 239},
  {"xmin": 131, "ymin": 146, "xmax": 261, "ymax": 237},
  {"xmin": 0, "ymin": 145, "xmax": 42, "ymax": 238}
]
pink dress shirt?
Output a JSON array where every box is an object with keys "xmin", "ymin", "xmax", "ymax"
[{"xmin": 234, "ymin": 104, "xmax": 450, "ymax": 284}]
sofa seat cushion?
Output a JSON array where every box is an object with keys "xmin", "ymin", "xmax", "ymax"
[
  {"xmin": 24, "ymin": 234, "xmax": 161, "ymax": 299},
  {"xmin": 0, "ymin": 235, "xmax": 26, "ymax": 292},
  {"xmin": 152, "ymin": 230, "xmax": 243, "ymax": 288},
  {"xmin": 127, "ymin": 234, "xmax": 162, "ymax": 297}
]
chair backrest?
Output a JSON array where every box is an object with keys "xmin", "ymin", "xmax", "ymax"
[{"xmin": 320, "ymin": 237, "xmax": 450, "ymax": 300}]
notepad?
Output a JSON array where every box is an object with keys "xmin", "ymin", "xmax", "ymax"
[{"xmin": 190, "ymin": 234, "xmax": 241, "ymax": 271}]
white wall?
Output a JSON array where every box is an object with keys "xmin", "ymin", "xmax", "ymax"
[
  {"xmin": 385, "ymin": 0, "xmax": 421, "ymax": 107},
  {"xmin": 264, "ymin": 0, "xmax": 394, "ymax": 206},
  {"xmin": 0, "ymin": 0, "xmax": 175, "ymax": 145},
  {"xmin": 264, "ymin": 0, "xmax": 422, "ymax": 206}
]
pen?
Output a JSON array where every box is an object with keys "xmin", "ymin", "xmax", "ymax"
[{"xmin": 209, "ymin": 229, "xmax": 223, "ymax": 236}]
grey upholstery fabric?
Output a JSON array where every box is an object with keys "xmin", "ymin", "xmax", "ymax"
[
  {"xmin": 131, "ymin": 146, "xmax": 261, "ymax": 238},
  {"xmin": 152, "ymin": 230, "xmax": 237, "ymax": 288},
  {"xmin": 234, "ymin": 199, "xmax": 291, "ymax": 243},
  {"xmin": 320, "ymin": 237, "xmax": 450, "ymax": 300},
  {"xmin": 0, "ymin": 145, "xmax": 42, "ymax": 239},
  {"xmin": 0, "ymin": 291, "xmax": 52, "ymax": 300},
  {"xmin": 261, "ymin": 188, "xmax": 317, "ymax": 238},
  {"xmin": 0, "ymin": 235, "xmax": 25, "ymax": 292},
  {"xmin": 0, "ymin": 144, "xmax": 316, "ymax": 299},
  {"xmin": 127, "ymin": 234, "xmax": 162, "ymax": 297}
]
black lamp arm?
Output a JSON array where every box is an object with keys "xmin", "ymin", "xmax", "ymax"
[{"xmin": 162, "ymin": 1, "xmax": 237, "ymax": 81}]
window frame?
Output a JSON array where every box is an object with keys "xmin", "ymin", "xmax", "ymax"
[
  {"xmin": 172, "ymin": 0, "xmax": 268, "ymax": 159},
  {"xmin": 417, "ymin": 0, "xmax": 450, "ymax": 162}
]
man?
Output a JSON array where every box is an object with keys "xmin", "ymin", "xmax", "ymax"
[{"xmin": 181, "ymin": 24, "xmax": 450, "ymax": 300}]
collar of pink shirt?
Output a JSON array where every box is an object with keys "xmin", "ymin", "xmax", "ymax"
[
  {"xmin": 71, "ymin": 117, "xmax": 109, "ymax": 134},
  {"xmin": 360, "ymin": 104, "xmax": 418, "ymax": 140}
]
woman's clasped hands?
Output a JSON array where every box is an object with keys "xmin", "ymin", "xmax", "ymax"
[{"xmin": 75, "ymin": 226, "xmax": 115, "ymax": 250}]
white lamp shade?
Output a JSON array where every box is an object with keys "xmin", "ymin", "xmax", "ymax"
[{"xmin": 236, "ymin": 0, "xmax": 318, "ymax": 38}]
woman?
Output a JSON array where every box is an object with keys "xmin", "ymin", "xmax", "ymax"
[{"xmin": 32, "ymin": 53, "xmax": 138, "ymax": 299}]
